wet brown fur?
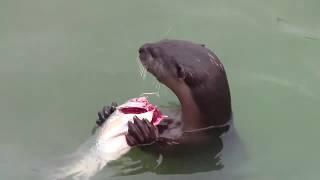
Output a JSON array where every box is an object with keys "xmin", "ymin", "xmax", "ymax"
[{"xmin": 139, "ymin": 39, "xmax": 232, "ymax": 128}]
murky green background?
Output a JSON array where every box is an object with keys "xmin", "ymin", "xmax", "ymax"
[{"xmin": 1, "ymin": 0, "xmax": 319, "ymax": 179}]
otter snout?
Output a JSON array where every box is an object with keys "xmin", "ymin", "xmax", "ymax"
[
  {"xmin": 138, "ymin": 46, "xmax": 147, "ymax": 55},
  {"xmin": 138, "ymin": 44, "xmax": 148, "ymax": 65},
  {"xmin": 138, "ymin": 43, "xmax": 166, "ymax": 81},
  {"xmin": 138, "ymin": 44, "xmax": 160, "ymax": 62}
]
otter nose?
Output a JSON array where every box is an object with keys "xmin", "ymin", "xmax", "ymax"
[
  {"xmin": 138, "ymin": 45, "xmax": 149, "ymax": 63},
  {"xmin": 139, "ymin": 44, "xmax": 159, "ymax": 59},
  {"xmin": 138, "ymin": 47, "xmax": 146, "ymax": 54},
  {"xmin": 139, "ymin": 44, "xmax": 150, "ymax": 55}
]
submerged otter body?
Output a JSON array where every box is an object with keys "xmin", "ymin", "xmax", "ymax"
[{"xmin": 97, "ymin": 39, "xmax": 232, "ymax": 154}]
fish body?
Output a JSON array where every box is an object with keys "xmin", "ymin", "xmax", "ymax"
[
  {"xmin": 96, "ymin": 96, "xmax": 165, "ymax": 155},
  {"xmin": 47, "ymin": 97, "xmax": 165, "ymax": 180}
]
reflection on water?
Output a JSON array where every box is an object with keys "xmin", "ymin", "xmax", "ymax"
[
  {"xmin": 37, "ymin": 123, "xmax": 244, "ymax": 179},
  {"xmin": 102, "ymin": 125, "xmax": 245, "ymax": 179},
  {"xmin": 120, "ymin": 132, "xmax": 224, "ymax": 175}
]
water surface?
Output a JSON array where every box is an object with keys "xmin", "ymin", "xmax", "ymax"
[{"xmin": 0, "ymin": 0, "xmax": 319, "ymax": 179}]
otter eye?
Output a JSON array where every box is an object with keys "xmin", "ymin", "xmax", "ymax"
[
  {"xmin": 149, "ymin": 47, "xmax": 159, "ymax": 58},
  {"xmin": 175, "ymin": 63, "xmax": 185, "ymax": 79}
]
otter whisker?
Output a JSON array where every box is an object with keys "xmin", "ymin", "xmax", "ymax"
[
  {"xmin": 156, "ymin": 81, "xmax": 161, "ymax": 93},
  {"xmin": 136, "ymin": 55, "xmax": 143, "ymax": 76},
  {"xmin": 142, "ymin": 67, "xmax": 146, "ymax": 80},
  {"xmin": 155, "ymin": 81, "xmax": 161, "ymax": 98},
  {"xmin": 149, "ymin": 77, "xmax": 161, "ymax": 98},
  {"xmin": 140, "ymin": 92, "xmax": 160, "ymax": 98},
  {"xmin": 136, "ymin": 55, "xmax": 147, "ymax": 80}
]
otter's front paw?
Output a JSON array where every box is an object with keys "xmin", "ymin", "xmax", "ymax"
[
  {"xmin": 96, "ymin": 102, "xmax": 117, "ymax": 126},
  {"xmin": 125, "ymin": 116, "xmax": 158, "ymax": 147}
]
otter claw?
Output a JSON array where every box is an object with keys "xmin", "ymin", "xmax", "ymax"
[
  {"xmin": 111, "ymin": 102, "xmax": 117, "ymax": 108},
  {"xmin": 97, "ymin": 102, "xmax": 117, "ymax": 125},
  {"xmin": 92, "ymin": 102, "xmax": 118, "ymax": 134},
  {"xmin": 125, "ymin": 116, "xmax": 158, "ymax": 146}
]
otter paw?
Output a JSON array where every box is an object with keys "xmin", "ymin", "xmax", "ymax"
[
  {"xmin": 96, "ymin": 102, "xmax": 117, "ymax": 126},
  {"xmin": 125, "ymin": 116, "xmax": 158, "ymax": 147}
]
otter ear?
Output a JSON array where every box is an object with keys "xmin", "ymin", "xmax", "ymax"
[
  {"xmin": 200, "ymin": 44, "xmax": 205, "ymax": 47},
  {"xmin": 175, "ymin": 63, "xmax": 186, "ymax": 80}
]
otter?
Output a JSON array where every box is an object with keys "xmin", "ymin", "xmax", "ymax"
[{"xmin": 96, "ymin": 39, "xmax": 232, "ymax": 154}]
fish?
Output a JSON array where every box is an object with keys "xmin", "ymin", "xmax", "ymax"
[{"xmin": 46, "ymin": 97, "xmax": 166, "ymax": 180}]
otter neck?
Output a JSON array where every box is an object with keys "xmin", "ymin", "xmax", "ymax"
[{"xmin": 169, "ymin": 82, "xmax": 204, "ymax": 131}]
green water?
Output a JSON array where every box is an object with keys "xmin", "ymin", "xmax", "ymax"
[{"xmin": 1, "ymin": 0, "xmax": 320, "ymax": 179}]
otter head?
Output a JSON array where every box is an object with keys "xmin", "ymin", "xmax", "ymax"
[{"xmin": 138, "ymin": 39, "xmax": 232, "ymax": 127}]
